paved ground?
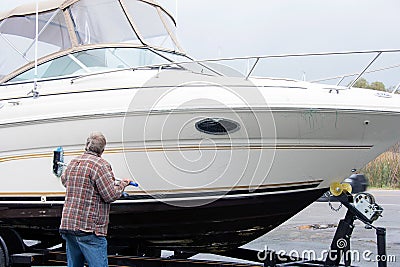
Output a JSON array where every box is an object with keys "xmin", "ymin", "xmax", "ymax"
[
  {"xmin": 194, "ymin": 189, "xmax": 400, "ymax": 266},
  {"xmin": 34, "ymin": 189, "xmax": 399, "ymax": 266}
]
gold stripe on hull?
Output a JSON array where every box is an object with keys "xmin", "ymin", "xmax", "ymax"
[{"xmin": 0, "ymin": 145, "xmax": 372, "ymax": 163}]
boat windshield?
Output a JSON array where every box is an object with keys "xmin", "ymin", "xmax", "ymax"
[
  {"xmin": 0, "ymin": 0, "xmax": 181, "ymax": 80},
  {"xmin": 8, "ymin": 47, "xmax": 188, "ymax": 82}
]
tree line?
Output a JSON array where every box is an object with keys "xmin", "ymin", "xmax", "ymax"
[
  {"xmin": 353, "ymin": 78, "xmax": 387, "ymax": 91},
  {"xmin": 353, "ymin": 78, "xmax": 399, "ymax": 188},
  {"xmin": 361, "ymin": 144, "xmax": 400, "ymax": 189}
]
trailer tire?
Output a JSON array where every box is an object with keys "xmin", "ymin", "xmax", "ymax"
[
  {"xmin": 0, "ymin": 242, "xmax": 6, "ymax": 267},
  {"xmin": 0, "ymin": 229, "xmax": 23, "ymax": 267}
]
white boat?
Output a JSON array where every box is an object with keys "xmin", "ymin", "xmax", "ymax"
[{"xmin": 1, "ymin": 0, "xmax": 400, "ymax": 254}]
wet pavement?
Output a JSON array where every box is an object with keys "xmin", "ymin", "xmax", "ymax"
[
  {"xmin": 34, "ymin": 190, "xmax": 399, "ymax": 266},
  {"xmin": 194, "ymin": 189, "xmax": 400, "ymax": 266}
]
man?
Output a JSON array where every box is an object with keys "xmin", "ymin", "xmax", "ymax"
[{"xmin": 59, "ymin": 132, "xmax": 131, "ymax": 267}]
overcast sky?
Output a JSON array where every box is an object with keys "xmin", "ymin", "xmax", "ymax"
[
  {"xmin": 160, "ymin": 0, "xmax": 398, "ymax": 56},
  {"xmin": 2, "ymin": 0, "xmax": 400, "ymax": 86},
  {"xmin": 158, "ymin": 0, "xmax": 400, "ymax": 86}
]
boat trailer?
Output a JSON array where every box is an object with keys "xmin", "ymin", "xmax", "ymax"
[{"xmin": 0, "ymin": 188, "xmax": 387, "ymax": 267}]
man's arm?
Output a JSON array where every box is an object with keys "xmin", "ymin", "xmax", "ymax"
[
  {"xmin": 61, "ymin": 168, "xmax": 67, "ymax": 187},
  {"xmin": 95, "ymin": 163, "xmax": 129, "ymax": 203},
  {"xmin": 61, "ymin": 159, "xmax": 78, "ymax": 187}
]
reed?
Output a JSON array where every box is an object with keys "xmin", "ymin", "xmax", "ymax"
[{"xmin": 361, "ymin": 143, "xmax": 400, "ymax": 189}]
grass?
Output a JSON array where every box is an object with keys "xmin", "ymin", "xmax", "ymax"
[{"xmin": 361, "ymin": 143, "xmax": 400, "ymax": 189}]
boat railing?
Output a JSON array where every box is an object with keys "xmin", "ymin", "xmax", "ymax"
[
  {"xmin": 310, "ymin": 63, "xmax": 400, "ymax": 84},
  {"xmin": 392, "ymin": 82, "xmax": 400, "ymax": 95},
  {"xmin": 68, "ymin": 48, "xmax": 400, "ymax": 90}
]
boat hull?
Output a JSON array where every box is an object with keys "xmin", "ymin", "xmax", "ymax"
[
  {"xmin": 0, "ymin": 187, "xmax": 326, "ymax": 253},
  {"xmin": 1, "ymin": 106, "xmax": 398, "ymax": 194}
]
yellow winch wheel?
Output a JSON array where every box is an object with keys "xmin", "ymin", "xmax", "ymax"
[
  {"xmin": 330, "ymin": 182, "xmax": 342, "ymax": 196},
  {"xmin": 341, "ymin": 183, "xmax": 352, "ymax": 194},
  {"xmin": 329, "ymin": 182, "xmax": 352, "ymax": 196}
]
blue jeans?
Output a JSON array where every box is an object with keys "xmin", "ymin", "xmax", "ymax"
[{"xmin": 61, "ymin": 232, "xmax": 108, "ymax": 267}]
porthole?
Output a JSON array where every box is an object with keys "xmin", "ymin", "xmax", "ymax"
[{"xmin": 195, "ymin": 118, "xmax": 240, "ymax": 135}]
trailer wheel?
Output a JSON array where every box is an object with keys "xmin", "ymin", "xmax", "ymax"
[
  {"xmin": 0, "ymin": 239, "xmax": 7, "ymax": 267},
  {"xmin": 0, "ymin": 229, "xmax": 24, "ymax": 256},
  {"xmin": 0, "ymin": 229, "xmax": 24, "ymax": 267}
]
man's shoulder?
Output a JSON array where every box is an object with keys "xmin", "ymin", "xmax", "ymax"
[
  {"xmin": 76, "ymin": 153, "xmax": 110, "ymax": 166},
  {"xmin": 82, "ymin": 153, "xmax": 110, "ymax": 166}
]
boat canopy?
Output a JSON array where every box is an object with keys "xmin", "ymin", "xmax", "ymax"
[{"xmin": 0, "ymin": 0, "xmax": 182, "ymax": 79}]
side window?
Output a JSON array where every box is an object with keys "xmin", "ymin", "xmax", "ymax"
[{"xmin": 9, "ymin": 56, "xmax": 82, "ymax": 82}]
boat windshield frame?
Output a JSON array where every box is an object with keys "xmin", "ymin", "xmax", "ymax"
[{"xmin": 0, "ymin": 44, "xmax": 209, "ymax": 84}]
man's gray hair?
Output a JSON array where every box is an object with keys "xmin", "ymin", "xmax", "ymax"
[{"xmin": 85, "ymin": 132, "xmax": 106, "ymax": 156}]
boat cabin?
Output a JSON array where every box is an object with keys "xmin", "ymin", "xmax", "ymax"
[{"xmin": 0, "ymin": 0, "xmax": 188, "ymax": 83}]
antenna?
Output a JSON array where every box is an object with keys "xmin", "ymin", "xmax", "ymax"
[
  {"xmin": 302, "ymin": 71, "xmax": 306, "ymax": 81},
  {"xmin": 175, "ymin": 0, "xmax": 178, "ymax": 23}
]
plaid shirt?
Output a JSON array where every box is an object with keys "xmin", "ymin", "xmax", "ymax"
[{"xmin": 60, "ymin": 151, "xmax": 125, "ymax": 236}]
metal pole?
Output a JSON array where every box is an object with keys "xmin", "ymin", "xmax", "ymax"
[
  {"xmin": 245, "ymin": 57, "xmax": 260, "ymax": 80},
  {"xmin": 325, "ymin": 210, "xmax": 355, "ymax": 266},
  {"xmin": 33, "ymin": 0, "xmax": 39, "ymax": 96},
  {"xmin": 347, "ymin": 52, "xmax": 382, "ymax": 89},
  {"xmin": 376, "ymin": 227, "xmax": 387, "ymax": 267},
  {"xmin": 392, "ymin": 82, "xmax": 400, "ymax": 95}
]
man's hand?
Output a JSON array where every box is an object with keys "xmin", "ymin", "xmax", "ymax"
[{"xmin": 121, "ymin": 178, "xmax": 131, "ymax": 187}]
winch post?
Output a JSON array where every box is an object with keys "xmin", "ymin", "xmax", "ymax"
[
  {"xmin": 325, "ymin": 209, "xmax": 355, "ymax": 266},
  {"xmin": 376, "ymin": 227, "xmax": 387, "ymax": 267},
  {"xmin": 324, "ymin": 192, "xmax": 387, "ymax": 267}
]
